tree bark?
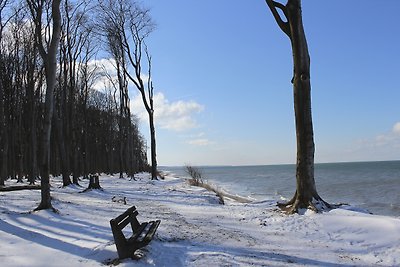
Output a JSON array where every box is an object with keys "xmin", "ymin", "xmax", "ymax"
[
  {"xmin": 54, "ymin": 116, "xmax": 71, "ymax": 186},
  {"xmin": 84, "ymin": 174, "xmax": 102, "ymax": 191},
  {"xmin": 265, "ymin": 0, "xmax": 331, "ymax": 213},
  {"xmin": 26, "ymin": 51, "xmax": 39, "ymax": 185},
  {"xmin": 0, "ymin": 54, "xmax": 7, "ymax": 186},
  {"xmin": 0, "ymin": 79, "xmax": 7, "ymax": 186},
  {"xmin": 29, "ymin": 0, "xmax": 62, "ymax": 211},
  {"xmin": 149, "ymin": 111, "xmax": 157, "ymax": 179},
  {"xmin": 0, "ymin": 0, "xmax": 10, "ymax": 186},
  {"xmin": 71, "ymin": 147, "xmax": 80, "ymax": 185}
]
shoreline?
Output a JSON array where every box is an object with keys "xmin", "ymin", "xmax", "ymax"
[
  {"xmin": 0, "ymin": 173, "xmax": 399, "ymax": 266},
  {"xmin": 161, "ymin": 164, "xmax": 400, "ymax": 218}
]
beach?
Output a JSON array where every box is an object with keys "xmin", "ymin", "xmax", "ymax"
[{"xmin": 0, "ymin": 173, "xmax": 399, "ymax": 266}]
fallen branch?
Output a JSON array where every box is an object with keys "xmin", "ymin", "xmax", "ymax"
[{"xmin": 0, "ymin": 185, "xmax": 41, "ymax": 192}]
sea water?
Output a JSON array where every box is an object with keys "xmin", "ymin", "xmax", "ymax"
[{"xmin": 161, "ymin": 161, "xmax": 400, "ymax": 218}]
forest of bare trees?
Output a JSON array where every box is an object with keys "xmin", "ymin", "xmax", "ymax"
[{"xmin": 0, "ymin": 0, "xmax": 151, "ymax": 190}]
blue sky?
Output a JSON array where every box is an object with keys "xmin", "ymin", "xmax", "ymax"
[{"xmin": 130, "ymin": 0, "xmax": 400, "ymax": 166}]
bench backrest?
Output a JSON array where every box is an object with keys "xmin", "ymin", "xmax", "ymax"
[{"xmin": 110, "ymin": 206, "xmax": 141, "ymax": 242}]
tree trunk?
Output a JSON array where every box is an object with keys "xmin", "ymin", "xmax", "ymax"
[
  {"xmin": 82, "ymin": 123, "xmax": 88, "ymax": 179},
  {"xmin": 16, "ymin": 95, "xmax": 24, "ymax": 184},
  {"xmin": 33, "ymin": 0, "xmax": 62, "ymax": 212},
  {"xmin": 0, "ymin": 72, "xmax": 7, "ymax": 186},
  {"xmin": 149, "ymin": 112, "xmax": 157, "ymax": 180},
  {"xmin": 266, "ymin": 0, "xmax": 331, "ymax": 213},
  {"xmin": 54, "ymin": 117, "xmax": 71, "ymax": 186},
  {"xmin": 119, "ymin": 115, "xmax": 124, "ymax": 178},
  {"xmin": 37, "ymin": 60, "xmax": 57, "ymax": 210},
  {"xmin": 85, "ymin": 174, "xmax": 102, "ymax": 191},
  {"xmin": 71, "ymin": 146, "xmax": 80, "ymax": 185},
  {"xmin": 28, "ymin": 111, "xmax": 37, "ymax": 185},
  {"xmin": 26, "ymin": 61, "xmax": 38, "ymax": 185},
  {"xmin": 0, "ymin": 18, "xmax": 5, "ymax": 186}
]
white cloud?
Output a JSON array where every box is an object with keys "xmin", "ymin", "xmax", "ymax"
[
  {"xmin": 187, "ymin": 138, "xmax": 214, "ymax": 146},
  {"xmin": 86, "ymin": 58, "xmax": 117, "ymax": 91},
  {"xmin": 375, "ymin": 121, "xmax": 400, "ymax": 147},
  {"xmin": 131, "ymin": 92, "xmax": 204, "ymax": 131},
  {"xmin": 335, "ymin": 121, "xmax": 400, "ymax": 163},
  {"xmin": 88, "ymin": 58, "xmax": 150, "ymax": 92},
  {"xmin": 392, "ymin": 122, "xmax": 400, "ymax": 135},
  {"xmin": 355, "ymin": 121, "xmax": 400, "ymax": 151},
  {"xmin": 86, "ymin": 58, "xmax": 204, "ymax": 131},
  {"xmin": 88, "ymin": 58, "xmax": 204, "ymax": 131},
  {"xmin": 89, "ymin": 58, "xmax": 116, "ymax": 72}
]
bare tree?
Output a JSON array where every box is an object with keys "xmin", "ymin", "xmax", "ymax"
[
  {"xmin": 98, "ymin": 0, "xmax": 158, "ymax": 180},
  {"xmin": 27, "ymin": 0, "xmax": 62, "ymax": 211},
  {"xmin": 22, "ymin": 16, "xmax": 42, "ymax": 185},
  {"xmin": 77, "ymin": 29, "xmax": 99, "ymax": 179},
  {"xmin": 265, "ymin": 0, "xmax": 332, "ymax": 213},
  {"xmin": 8, "ymin": 6, "xmax": 26, "ymax": 183},
  {"xmin": 0, "ymin": 0, "xmax": 11, "ymax": 186},
  {"xmin": 121, "ymin": 2, "xmax": 157, "ymax": 180}
]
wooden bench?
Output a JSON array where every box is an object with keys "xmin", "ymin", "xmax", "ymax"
[{"xmin": 110, "ymin": 206, "xmax": 161, "ymax": 259}]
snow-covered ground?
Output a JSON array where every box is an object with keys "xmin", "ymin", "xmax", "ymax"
[{"xmin": 0, "ymin": 173, "xmax": 399, "ymax": 266}]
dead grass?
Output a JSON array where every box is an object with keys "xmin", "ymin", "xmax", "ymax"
[{"xmin": 185, "ymin": 165, "xmax": 224, "ymax": 205}]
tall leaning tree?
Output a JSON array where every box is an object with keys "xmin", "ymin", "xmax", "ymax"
[
  {"xmin": 265, "ymin": 0, "xmax": 332, "ymax": 213},
  {"xmin": 123, "ymin": 4, "xmax": 157, "ymax": 180},
  {"xmin": 27, "ymin": 0, "xmax": 62, "ymax": 211},
  {"xmin": 98, "ymin": 0, "xmax": 158, "ymax": 180}
]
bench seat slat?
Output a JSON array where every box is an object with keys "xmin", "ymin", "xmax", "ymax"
[
  {"xmin": 128, "ymin": 222, "xmax": 148, "ymax": 243},
  {"xmin": 142, "ymin": 220, "xmax": 161, "ymax": 244}
]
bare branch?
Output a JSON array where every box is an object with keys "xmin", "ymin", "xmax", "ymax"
[
  {"xmin": 26, "ymin": 0, "xmax": 47, "ymax": 59},
  {"xmin": 265, "ymin": 0, "xmax": 290, "ymax": 37},
  {"xmin": 144, "ymin": 43, "xmax": 153, "ymax": 109},
  {"xmin": 1, "ymin": 0, "xmax": 23, "ymax": 34}
]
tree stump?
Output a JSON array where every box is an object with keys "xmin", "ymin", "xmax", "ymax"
[{"xmin": 87, "ymin": 174, "xmax": 102, "ymax": 190}]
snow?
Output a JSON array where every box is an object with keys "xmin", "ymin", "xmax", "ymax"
[{"xmin": 0, "ymin": 173, "xmax": 399, "ymax": 266}]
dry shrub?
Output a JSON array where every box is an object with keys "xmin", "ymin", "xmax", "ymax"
[
  {"xmin": 185, "ymin": 165, "xmax": 204, "ymax": 186},
  {"xmin": 185, "ymin": 165, "xmax": 224, "ymax": 205}
]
